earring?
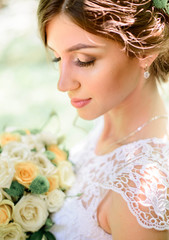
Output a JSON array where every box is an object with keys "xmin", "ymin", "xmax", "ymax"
[{"xmin": 144, "ymin": 64, "xmax": 150, "ymax": 79}]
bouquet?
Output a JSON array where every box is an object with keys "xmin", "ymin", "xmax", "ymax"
[{"xmin": 0, "ymin": 116, "xmax": 75, "ymax": 240}]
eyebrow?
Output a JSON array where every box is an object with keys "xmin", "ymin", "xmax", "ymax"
[
  {"xmin": 48, "ymin": 43, "xmax": 99, "ymax": 52},
  {"xmin": 66, "ymin": 43, "xmax": 99, "ymax": 52}
]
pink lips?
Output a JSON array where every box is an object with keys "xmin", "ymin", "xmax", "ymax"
[{"xmin": 71, "ymin": 98, "xmax": 91, "ymax": 108}]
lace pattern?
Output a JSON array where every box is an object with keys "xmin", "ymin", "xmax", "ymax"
[
  {"xmin": 97, "ymin": 141, "xmax": 169, "ymax": 230},
  {"xmin": 51, "ymin": 121, "xmax": 169, "ymax": 240}
]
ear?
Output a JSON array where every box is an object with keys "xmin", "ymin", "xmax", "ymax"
[{"xmin": 139, "ymin": 52, "xmax": 159, "ymax": 69}]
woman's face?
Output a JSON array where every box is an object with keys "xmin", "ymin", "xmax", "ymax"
[{"xmin": 47, "ymin": 14, "xmax": 143, "ymax": 120}]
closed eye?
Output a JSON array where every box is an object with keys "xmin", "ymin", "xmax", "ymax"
[
  {"xmin": 52, "ymin": 57, "xmax": 95, "ymax": 67},
  {"xmin": 75, "ymin": 58, "xmax": 95, "ymax": 67}
]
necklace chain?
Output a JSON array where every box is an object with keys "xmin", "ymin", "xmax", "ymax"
[{"xmin": 107, "ymin": 115, "xmax": 168, "ymax": 147}]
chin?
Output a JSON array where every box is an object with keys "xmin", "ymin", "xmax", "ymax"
[{"xmin": 77, "ymin": 110, "xmax": 102, "ymax": 121}]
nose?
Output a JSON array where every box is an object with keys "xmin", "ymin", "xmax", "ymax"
[{"xmin": 57, "ymin": 63, "xmax": 80, "ymax": 92}]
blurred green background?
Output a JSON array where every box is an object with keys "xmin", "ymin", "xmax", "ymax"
[
  {"xmin": 0, "ymin": 0, "xmax": 94, "ymax": 148},
  {"xmin": 0, "ymin": 0, "xmax": 169, "ymax": 148}
]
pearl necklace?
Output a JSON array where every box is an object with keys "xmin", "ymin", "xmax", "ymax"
[{"xmin": 101, "ymin": 115, "xmax": 168, "ymax": 152}]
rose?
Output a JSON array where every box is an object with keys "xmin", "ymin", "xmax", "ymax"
[
  {"xmin": 47, "ymin": 144, "xmax": 67, "ymax": 165},
  {"xmin": 33, "ymin": 153, "xmax": 57, "ymax": 176},
  {"xmin": 47, "ymin": 174, "xmax": 60, "ymax": 192},
  {"xmin": 0, "ymin": 200, "xmax": 14, "ymax": 225},
  {"xmin": 22, "ymin": 133, "xmax": 45, "ymax": 152},
  {"xmin": 0, "ymin": 222, "xmax": 26, "ymax": 240},
  {"xmin": 46, "ymin": 189, "xmax": 65, "ymax": 212},
  {"xmin": 0, "ymin": 157, "xmax": 15, "ymax": 188},
  {"xmin": 2, "ymin": 141, "xmax": 32, "ymax": 162},
  {"xmin": 13, "ymin": 194, "xmax": 48, "ymax": 232},
  {"xmin": 40, "ymin": 131, "xmax": 58, "ymax": 145},
  {"xmin": 14, "ymin": 161, "xmax": 39, "ymax": 187},
  {"xmin": 58, "ymin": 161, "xmax": 75, "ymax": 190},
  {"xmin": 0, "ymin": 132, "xmax": 21, "ymax": 147}
]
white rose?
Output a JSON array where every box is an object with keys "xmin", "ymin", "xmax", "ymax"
[
  {"xmin": 13, "ymin": 194, "xmax": 48, "ymax": 232},
  {"xmin": 58, "ymin": 161, "xmax": 75, "ymax": 190},
  {"xmin": 22, "ymin": 134, "xmax": 45, "ymax": 152},
  {"xmin": 40, "ymin": 131, "xmax": 58, "ymax": 145},
  {"xmin": 46, "ymin": 189, "xmax": 65, "ymax": 213},
  {"xmin": 0, "ymin": 222, "xmax": 26, "ymax": 240},
  {"xmin": 0, "ymin": 157, "xmax": 15, "ymax": 188},
  {"xmin": 32, "ymin": 153, "xmax": 57, "ymax": 176},
  {"xmin": 2, "ymin": 142, "xmax": 32, "ymax": 162}
]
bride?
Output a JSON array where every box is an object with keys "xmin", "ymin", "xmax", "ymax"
[{"xmin": 37, "ymin": 0, "xmax": 169, "ymax": 239}]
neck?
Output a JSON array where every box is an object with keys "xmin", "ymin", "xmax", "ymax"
[{"xmin": 101, "ymin": 80, "xmax": 168, "ymax": 144}]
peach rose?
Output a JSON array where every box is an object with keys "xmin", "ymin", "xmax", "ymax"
[
  {"xmin": 0, "ymin": 132, "xmax": 21, "ymax": 147},
  {"xmin": 47, "ymin": 174, "xmax": 60, "ymax": 193},
  {"xmin": 25, "ymin": 129, "xmax": 31, "ymax": 135},
  {"xmin": 0, "ymin": 200, "xmax": 14, "ymax": 225},
  {"xmin": 47, "ymin": 144, "xmax": 67, "ymax": 165},
  {"xmin": 14, "ymin": 161, "xmax": 39, "ymax": 188}
]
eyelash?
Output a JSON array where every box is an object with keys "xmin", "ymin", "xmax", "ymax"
[
  {"xmin": 52, "ymin": 57, "xmax": 95, "ymax": 67},
  {"xmin": 52, "ymin": 57, "xmax": 61, "ymax": 63},
  {"xmin": 75, "ymin": 58, "xmax": 95, "ymax": 67}
]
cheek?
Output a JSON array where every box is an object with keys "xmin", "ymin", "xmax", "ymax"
[
  {"xmin": 89, "ymin": 62, "xmax": 140, "ymax": 104},
  {"xmin": 87, "ymin": 64, "xmax": 121, "ymax": 97}
]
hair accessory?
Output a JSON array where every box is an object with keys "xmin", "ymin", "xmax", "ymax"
[
  {"xmin": 144, "ymin": 65, "xmax": 150, "ymax": 79},
  {"xmin": 152, "ymin": 0, "xmax": 169, "ymax": 14}
]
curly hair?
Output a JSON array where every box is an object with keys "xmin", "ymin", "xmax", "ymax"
[{"xmin": 37, "ymin": 0, "xmax": 169, "ymax": 82}]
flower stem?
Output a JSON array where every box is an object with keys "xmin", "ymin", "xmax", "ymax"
[{"xmin": 40, "ymin": 111, "xmax": 60, "ymax": 132}]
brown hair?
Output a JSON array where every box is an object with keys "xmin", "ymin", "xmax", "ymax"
[{"xmin": 37, "ymin": 0, "xmax": 169, "ymax": 83}]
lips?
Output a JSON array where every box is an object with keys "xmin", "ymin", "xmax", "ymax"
[{"xmin": 70, "ymin": 98, "xmax": 92, "ymax": 108}]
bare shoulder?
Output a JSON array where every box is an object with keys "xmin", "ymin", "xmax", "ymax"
[{"xmin": 103, "ymin": 190, "xmax": 169, "ymax": 240}]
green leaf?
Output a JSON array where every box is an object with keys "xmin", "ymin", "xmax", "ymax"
[
  {"xmin": 63, "ymin": 147, "xmax": 69, "ymax": 159},
  {"xmin": 44, "ymin": 231, "xmax": 56, "ymax": 240},
  {"xmin": 57, "ymin": 135, "xmax": 65, "ymax": 145},
  {"xmin": 4, "ymin": 180, "xmax": 25, "ymax": 198},
  {"xmin": 51, "ymin": 162, "xmax": 57, "ymax": 167},
  {"xmin": 30, "ymin": 129, "xmax": 41, "ymax": 134},
  {"xmin": 31, "ymin": 148, "xmax": 37, "ymax": 152},
  {"xmin": 44, "ymin": 218, "xmax": 54, "ymax": 231},
  {"xmin": 166, "ymin": 3, "xmax": 169, "ymax": 14},
  {"xmin": 12, "ymin": 130, "xmax": 26, "ymax": 135},
  {"xmin": 27, "ymin": 230, "xmax": 44, "ymax": 240},
  {"xmin": 153, "ymin": 0, "xmax": 168, "ymax": 8},
  {"xmin": 45, "ymin": 151, "xmax": 56, "ymax": 161}
]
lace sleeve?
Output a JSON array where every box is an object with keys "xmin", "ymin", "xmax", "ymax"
[{"xmin": 98, "ymin": 142, "xmax": 169, "ymax": 231}]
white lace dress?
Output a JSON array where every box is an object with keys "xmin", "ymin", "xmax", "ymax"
[{"xmin": 51, "ymin": 120, "xmax": 169, "ymax": 240}]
